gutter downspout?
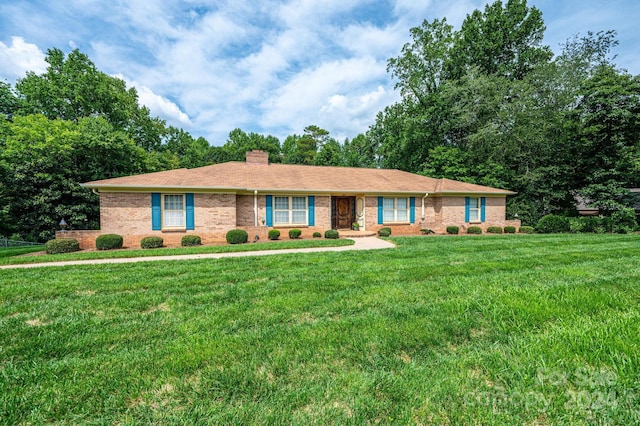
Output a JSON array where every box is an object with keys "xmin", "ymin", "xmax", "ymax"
[
  {"xmin": 421, "ymin": 192, "xmax": 429, "ymax": 222},
  {"xmin": 254, "ymin": 190, "xmax": 258, "ymax": 227}
]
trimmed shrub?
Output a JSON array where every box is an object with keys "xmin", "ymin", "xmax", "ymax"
[
  {"xmin": 536, "ymin": 214, "xmax": 570, "ymax": 233},
  {"xmin": 581, "ymin": 216, "xmax": 605, "ymax": 234},
  {"xmin": 467, "ymin": 226, "xmax": 482, "ymax": 234},
  {"xmin": 226, "ymin": 229, "xmax": 248, "ymax": 244},
  {"xmin": 611, "ymin": 207, "xmax": 638, "ymax": 234},
  {"xmin": 312, "ymin": 232, "xmax": 322, "ymax": 238},
  {"xmin": 140, "ymin": 236, "xmax": 163, "ymax": 249},
  {"xmin": 45, "ymin": 238, "xmax": 80, "ymax": 254},
  {"xmin": 519, "ymin": 226, "xmax": 535, "ymax": 234},
  {"xmin": 569, "ymin": 217, "xmax": 585, "ymax": 234},
  {"xmin": 181, "ymin": 235, "xmax": 202, "ymax": 247},
  {"xmin": 446, "ymin": 226, "xmax": 459, "ymax": 235},
  {"xmin": 378, "ymin": 227, "xmax": 392, "ymax": 237},
  {"xmin": 288, "ymin": 228, "xmax": 302, "ymax": 239},
  {"xmin": 487, "ymin": 226, "xmax": 502, "ymax": 234},
  {"xmin": 268, "ymin": 229, "xmax": 281, "ymax": 240},
  {"xmin": 504, "ymin": 226, "xmax": 516, "ymax": 234},
  {"xmin": 324, "ymin": 229, "xmax": 339, "ymax": 239},
  {"xmin": 95, "ymin": 234, "xmax": 123, "ymax": 250}
]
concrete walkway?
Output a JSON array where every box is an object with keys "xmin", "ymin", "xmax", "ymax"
[{"xmin": 1, "ymin": 237, "xmax": 395, "ymax": 270}]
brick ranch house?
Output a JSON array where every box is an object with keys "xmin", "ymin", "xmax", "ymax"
[{"xmin": 65, "ymin": 150, "xmax": 519, "ymax": 248}]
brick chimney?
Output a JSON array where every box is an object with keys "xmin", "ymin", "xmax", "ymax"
[{"xmin": 245, "ymin": 150, "xmax": 269, "ymax": 165}]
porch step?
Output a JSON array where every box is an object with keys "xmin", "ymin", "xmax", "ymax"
[{"xmin": 337, "ymin": 230, "xmax": 377, "ymax": 238}]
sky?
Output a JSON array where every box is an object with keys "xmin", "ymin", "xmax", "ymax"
[{"xmin": 1, "ymin": 0, "xmax": 639, "ymax": 146}]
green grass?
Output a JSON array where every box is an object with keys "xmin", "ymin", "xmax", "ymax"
[
  {"xmin": 0, "ymin": 238, "xmax": 354, "ymax": 265},
  {"xmin": 1, "ymin": 234, "xmax": 639, "ymax": 424},
  {"xmin": 0, "ymin": 245, "xmax": 44, "ymax": 258}
]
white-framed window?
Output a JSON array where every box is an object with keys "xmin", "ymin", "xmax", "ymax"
[
  {"xmin": 383, "ymin": 197, "xmax": 409, "ymax": 223},
  {"xmin": 274, "ymin": 196, "xmax": 307, "ymax": 225},
  {"xmin": 468, "ymin": 197, "xmax": 481, "ymax": 222},
  {"xmin": 163, "ymin": 194, "xmax": 185, "ymax": 228}
]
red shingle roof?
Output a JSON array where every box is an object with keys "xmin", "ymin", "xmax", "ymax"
[{"xmin": 83, "ymin": 162, "xmax": 515, "ymax": 195}]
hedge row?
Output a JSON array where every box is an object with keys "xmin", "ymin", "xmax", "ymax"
[
  {"xmin": 536, "ymin": 210, "xmax": 638, "ymax": 234},
  {"xmin": 445, "ymin": 225, "xmax": 530, "ymax": 235}
]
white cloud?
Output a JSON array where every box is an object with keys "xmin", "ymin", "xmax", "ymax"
[
  {"xmin": 137, "ymin": 85, "xmax": 192, "ymax": 126},
  {"xmin": 260, "ymin": 56, "xmax": 392, "ymax": 139},
  {"xmin": 0, "ymin": 36, "xmax": 47, "ymax": 81},
  {"xmin": 319, "ymin": 85, "xmax": 396, "ymax": 139},
  {"xmin": 114, "ymin": 74, "xmax": 192, "ymax": 127},
  {"xmin": 2, "ymin": 0, "xmax": 639, "ymax": 146}
]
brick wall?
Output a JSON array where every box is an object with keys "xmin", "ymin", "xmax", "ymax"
[
  {"xmin": 363, "ymin": 196, "xmax": 422, "ymax": 235},
  {"xmin": 91, "ymin": 192, "xmax": 238, "ymax": 248},
  {"xmin": 55, "ymin": 230, "xmax": 102, "ymax": 250},
  {"xmin": 428, "ymin": 196, "xmax": 513, "ymax": 233}
]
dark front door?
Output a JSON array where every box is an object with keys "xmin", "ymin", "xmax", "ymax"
[{"xmin": 332, "ymin": 197, "xmax": 355, "ymax": 229}]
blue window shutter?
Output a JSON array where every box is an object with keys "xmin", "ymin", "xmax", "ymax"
[
  {"xmin": 266, "ymin": 195, "xmax": 273, "ymax": 226},
  {"xmin": 410, "ymin": 197, "xmax": 416, "ymax": 223},
  {"xmin": 151, "ymin": 193, "xmax": 161, "ymax": 230},
  {"xmin": 186, "ymin": 193, "xmax": 194, "ymax": 230},
  {"xmin": 481, "ymin": 197, "xmax": 486, "ymax": 222},
  {"xmin": 378, "ymin": 197, "xmax": 383, "ymax": 224},
  {"xmin": 464, "ymin": 197, "xmax": 470, "ymax": 223},
  {"xmin": 308, "ymin": 196, "xmax": 315, "ymax": 226}
]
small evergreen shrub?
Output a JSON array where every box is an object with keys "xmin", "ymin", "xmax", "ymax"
[
  {"xmin": 569, "ymin": 217, "xmax": 585, "ymax": 234},
  {"xmin": 536, "ymin": 214, "xmax": 570, "ymax": 233},
  {"xmin": 600, "ymin": 216, "xmax": 614, "ymax": 233},
  {"xmin": 226, "ymin": 229, "xmax": 248, "ymax": 244},
  {"xmin": 268, "ymin": 229, "xmax": 281, "ymax": 240},
  {"xmin": 95, "ymin": 234, "xmax": 123, "ymax": 250},
  {"xmin": 45, "ymin": 238, "xmax": 80, "ymax": 254},
  {"xmin": 312, "ymin": 232, "xmax": 322, "ymax": 238},
  {"xmin": 181, "ymin": 235, "xmax": 202, "ymax": 246},
  {"xmin": 504, "ymin": 226, "xmax": 516, "ymax": 234},
  {"xmin": 487, "ymin": 226, "xmax": 502, "ymax": 234},
  {"xmin": 611, "ymin": 207, "xmax": 638, "ymax": 234},
  {"xmin": 324, "ymin": 229, "xmax": 339, "ymax": 239},
  {"xmin": 467, "ymin": 226, "xmax": 482, "ymax": 234},
  {"xmin": 446, "ymin": 226, "xmax": 459, "ymax": 235},
  {"xmin": 581, "ymin": 216, "xmax": 604, "ymax": 233},
  {"xmin": 519, "ymin": 226, "xmax": 535, "ymax": 234},
  {"xmin": 288, "ymin": 228, "xmax": 302, "ymax": 239},
  {"xmin": 378, "ymin": 227, "xmax": 392, "ymax": 237},
  {"xmin": 140, "ymin": 236, "xmax": 163, "ymax": 249}
]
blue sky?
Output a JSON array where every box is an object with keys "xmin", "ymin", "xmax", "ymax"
[{"xmin": 1, "ymin": 0, "xmax": 638, "ymax": 146}]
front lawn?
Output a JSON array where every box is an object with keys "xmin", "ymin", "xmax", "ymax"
[
  {"xmin": 0, "ymin": 245, "xmax": 45, "ymax": 259},
  {"xmin": 1, "ymin": 234, "xmax": 638, "ymax": 424}
]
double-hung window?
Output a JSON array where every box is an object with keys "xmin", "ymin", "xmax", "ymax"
[
  {"xmin": 468, "ymin": 197, "xmax": 481, "ymax": 222},
  {"xmin": 163, "ymin": 194, "xmax": 185, "ymax": 228},
  {"xmin": 274, "ymin": 196, "xmax": 307, "ymax": 225},
  {"xmin": 383, "ymin": 197, "xmax": 409, "ymax": 223}
]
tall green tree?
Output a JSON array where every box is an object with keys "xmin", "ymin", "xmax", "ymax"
[
  {"xmin": 282, "ymin": 125, "xmax": 332, "ymax": 165},
  {"xmin": 446, "ymin": 0, "xmax": 551, "ymax": 80},
  {"xmin": 0, "ymin": 82, "xmax": 21, "ymax": 116},
  {"xmin": 343, "ymin": 133, "xmax": 378, "ymax": 168},
  {"xmin": 572, "ymin": 66, "xmax": 640, "ymax": 213},
  {"xmin": 314, "ymin": 139, "xmax": 344, "ymax": 166},
  {"xmin": 0, "ymin": 115, "xmax": 148, "ymax": 241},
  {"xmin": 221, "ymin": 128, "xmax": 281, "ymax": 163},
  {"xmin": 15, "ymin": 48, "xmax": 168, "ymax": 152}
]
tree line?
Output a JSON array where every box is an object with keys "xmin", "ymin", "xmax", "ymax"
[{"xmin": 1, "ymin": 0, "xmax": 639, "ymax": 241}]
